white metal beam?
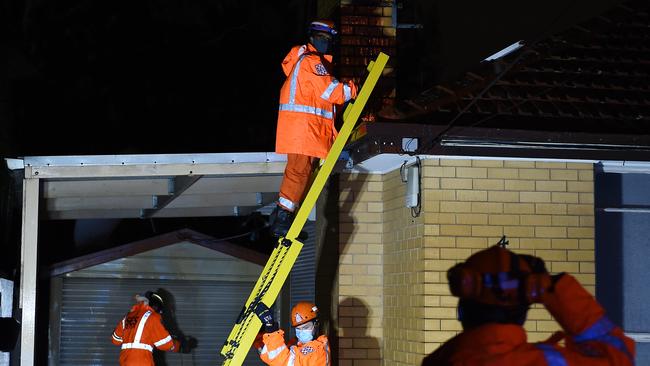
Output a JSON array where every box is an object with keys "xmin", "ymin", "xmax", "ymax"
[
  {"xmin": 185, "ymin": 175, "xmax": 283, "ymax": 194},
  {"xmin": 166, "ymin": 192, "xmax": 277, "ymax": 208},
  {"xmin": 43, "ymin": 179, "xmax": 170, "ymax": 198},
  {"xmin": 25, "ymin": 162, "xmax": 286, "ymax": 179},
  {"xmin": 45, "ymin": 196, "xmax": 156, "ymax": 210},
  {"xmin": 46, "ymin": 206, "xmax": 262, "ymax": 220},
  {"xmin": 20, "ymin": 178, "xmax": 39, "ymax": 366},
  {"xmin": 141, "ymin": 175, "xmax": 202, "ymax": 218}
]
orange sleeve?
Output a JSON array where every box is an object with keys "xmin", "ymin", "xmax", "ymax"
[
  {"xmin": 111, "ymin": 317, "xmax": 125, "ymax": 346},
  {"xmin": 310, "ymin": 335, "xmax": 332, "ymax": 366},
  {"xmin": 303, "ymin": 56, "xmax": 357, "ymax": 105},
  {"xmin": 253, "ymin": 331, "xmax": 265, "ymax": 351},
  {"xmin": 259, "ymin": 330, "xmax": 292, "ymax": 366},
  {"xmin": 281, "ymin": 46, "xmax": 304, "ymax": 76},
  {"xmin": 148, "ymin": 315, "xmax": 179, "ymax": 352},
  {"xmin": 543, "ymin": 274, "xmax": 635, "ymax": 365}
]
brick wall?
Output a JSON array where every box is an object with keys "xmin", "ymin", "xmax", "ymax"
[
  {"xmin": 335, "ymin": 158, "xmax": 595, "ymax": 365},
  {"xmin": 382, "ymin": 169, "xmax": 425, "ymax": 365},
  {"xmin": 338, "ymin": 172, "xmax": 384, "ymax": 366},
  {"xmin": 340, "ymin": 0, "xmax": 396, "ymax": 116},
  {"xmin": 420, "ymin": 158, "xmax": 595, "ymax": 358}
]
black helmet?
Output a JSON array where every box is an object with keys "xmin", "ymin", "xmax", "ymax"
[{"xmin": 144, "ymin": 291, "xmax": 165, "ymax": 313}]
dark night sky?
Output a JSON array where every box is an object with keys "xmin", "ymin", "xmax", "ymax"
[
  {"xmin": 3, "ymin": 0, "xmax": 624, "ymax": 157},
  {"xmin": 4, "ymin": 0, "xmax": 313, "ymax": 157}
]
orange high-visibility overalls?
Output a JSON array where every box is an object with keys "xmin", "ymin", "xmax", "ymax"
[
  {"xmin": 111, "ymin": 302, "xmax": 180, "ymax": 366},
  {"xmin": 422, "ymin": 274, "xmax": 635, "ymax": 366},
  {"xmin": 275, "ymin": 43, "xmax": 357, "ymax": 211},
  {"xmin": 255, "ymin": 329, "xmax": 331, "ymax": 366}
]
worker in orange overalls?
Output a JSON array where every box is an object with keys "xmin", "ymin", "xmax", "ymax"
[
  {"xmin": 254, "ymin": 301, "xmax": 331, "ymax": 365},
  {"xmin": 422, "ymin": 241, "xmax": 635, "ymax": 366},
  {"xmin": 269, "ymin": 20, "xmax": 358, "ymax": 238},
  {"xmin": 111, "ymin": 291, "xmax": 193, "ymax": 365}
]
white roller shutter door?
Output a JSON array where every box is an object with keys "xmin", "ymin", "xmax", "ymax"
[{"xmin": 58, "ymin": 277, "xmax": 265, "ymax": 365}]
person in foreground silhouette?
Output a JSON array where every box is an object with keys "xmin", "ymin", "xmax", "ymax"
[{"xmin": 422, "ymin": 242, "xmax": 635, "ymax": 366}]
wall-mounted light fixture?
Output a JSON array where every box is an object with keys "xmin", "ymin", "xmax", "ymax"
[{"xmin": 400, "ymin": 156, "xmax": 422, "ymax": 217}]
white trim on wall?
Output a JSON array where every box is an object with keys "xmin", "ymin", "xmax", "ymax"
[
  {"xmin": 349, "ymin": 154, "xmax": 601, "ymax": 174},
  {"xmin": 599, "ymin": 161, "xmax": 650, "ymax": 174}
]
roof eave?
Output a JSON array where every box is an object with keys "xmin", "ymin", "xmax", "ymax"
[{"xmin": 347, "ymin": 122, "xmax": 650, "ymax": 164}]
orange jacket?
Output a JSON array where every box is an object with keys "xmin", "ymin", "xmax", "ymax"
[
  {"xmin": 422, "ymin": 274, "xmax": 635, "ymax": 366},
  {"xmin": 255, "ymin": 329, "xmax": 331, "ymax": 366},
  {"xmin": 111, "ymin": 302, "xmax": 180, "ymax": 366},
  {"xmin": 275, "ymin": 43, "xmax": 357, "ymax": 159}
]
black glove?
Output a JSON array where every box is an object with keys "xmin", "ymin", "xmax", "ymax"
[
  {"xmin": 550, "ymin": 272, "xmax": 566, "ymax": 290},
  {"xmin": 254, "ymin": 302, "xmax": 278, "ymax": 333},
  {"xmin": 179, "ymin": 336, "xmax": 197, "ymax": 354},
  {"xmin": 519, "ymin": 254, "xmax": 548, "ymax": 274}
]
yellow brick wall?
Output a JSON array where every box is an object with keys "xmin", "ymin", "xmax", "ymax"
[
  {"xmin": 382, "ymin": 169, "xmax": 425, "ymax": 366},
  {"xmin": 338, "ymin": 173, "xmax": 384, "ymax": 366},
  {"xmin": 336, "ymin": 158, "xmax": 595, "ymax": 365},
  {"xmin": 421, "ymin": 158, "xmax": 595, "ymax": 360}
]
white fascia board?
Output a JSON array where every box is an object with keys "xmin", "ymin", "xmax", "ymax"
[
  {"xmin": 19, "ymin": 152, "xmax": 288, "ymax": 179},
  {"xmin": 23, "ymin": 152, "xmax": 286, "ymax": 167},
  {"xmin": 348, "ymin": 154, "xmax": 599, "ymax": 174},
  {"xmin": 5, "ymin": 158, "xmax": 24, "ymax": 170},
  {"xmin": 350, "ymin": 154, "xmax": 419, "ymax": 174},
  {"xmin": 598, "ymin": 161, "xmax": 650, "ymax": 174}
]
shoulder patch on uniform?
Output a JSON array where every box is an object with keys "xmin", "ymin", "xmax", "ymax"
[
  {"xmin": 300, "ymin": 345, "xmax": 315, "ymax": 355},
  {"xmin": 314, "ymin": 63, "xmax": 329, "ymax": 76}
]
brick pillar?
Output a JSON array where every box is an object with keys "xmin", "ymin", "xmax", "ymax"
[{"xmin": 338, "ymin": 173, "xmax": 384, "ymax": 366}]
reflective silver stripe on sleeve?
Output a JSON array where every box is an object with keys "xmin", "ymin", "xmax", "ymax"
[
  {"xmin": 112, "ymin": 332, "xmax": 123, "ymax": 342},
  {"xmin": 121, "ymin": 343, "xmax": 153, "ymax": 352},
  {"xmin": 278, "ymin": 197, "xmax": 296, "ymax": 211},
  {"xmin": 289, "ymin": 55, "xmax": 307, "ymax": 104},
  {"xmin": 154, "ymin": 335, "xmax": 172, "ymax": 347},
  {"xmin": 343, "ymin": 84, "xmax": 352, "ymax": 102},
  {"xmin": 267, "ymin": 344, "xmax": 287, "ymax": 360},
  {"xmin": 259, "ymin": 344, "xmax": 268, "ymax": 355},
  {"xmin": 122, "ymin": 318, "xmax": 125, "ymax": 329},
  {"xmin": 279, "ymin": 104, "xmax": 333, "ymax": 119},
  {"xmin": 287, "ymin": 347, "xmax": 296, "ymax": 366},
  {"xmin": 133, "ymin": 311, "xmax": 151, "ymax": 344},
  {"xmin": 320, "ymin": 80, "xmax": 339, "ymax": 100},
  {"xmin": 324, "ymin": 340, "xmax": 330, "ymax": 366}
]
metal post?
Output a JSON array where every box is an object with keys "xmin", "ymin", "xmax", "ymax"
[{"xmin": 20, "ymin": 178, "xmax": 39, "ymax": 366}]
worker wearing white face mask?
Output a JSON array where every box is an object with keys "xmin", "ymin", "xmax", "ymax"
[{"xmin": 254, "ymin": 301, "xmax": 330, "ymax": 365}]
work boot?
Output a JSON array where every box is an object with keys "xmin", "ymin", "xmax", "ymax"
[{"xmin": 269, "ymin": 205, "xmax": 295, "ymax": 238}]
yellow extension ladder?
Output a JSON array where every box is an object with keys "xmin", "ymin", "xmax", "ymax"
[{"xmin": 220, "ymin": 52, "xmax": 389, "ymax": 366}]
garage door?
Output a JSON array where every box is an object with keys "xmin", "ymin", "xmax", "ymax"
[{"xmin": 58, "ymin": 277, "xmax": 265, "ymax": 365}]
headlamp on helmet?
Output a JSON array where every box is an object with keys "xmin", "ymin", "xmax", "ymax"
[
  {"xmin": 308, "ymin": 20, "xmax": 338, "ymax": 36},
  {"xmin": 291, "ymin": 301, "xmax": 319, "ymax": 327},
  {"xmin": 144, "ymin": 291, "xmax": 165, "ymax": 313}
]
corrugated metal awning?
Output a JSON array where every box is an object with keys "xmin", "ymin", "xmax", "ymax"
[{"xmin": 8, "ymin": 152, "xmax": 286, "ymax": 220}]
